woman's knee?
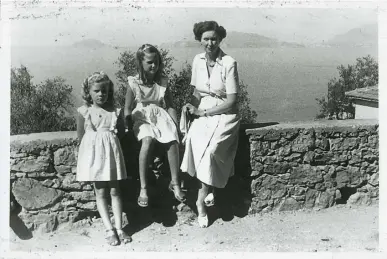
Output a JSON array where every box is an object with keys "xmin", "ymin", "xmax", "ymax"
[{"xmin": 94, "ymin": 186, "xmax": 108, "ymax": 199}]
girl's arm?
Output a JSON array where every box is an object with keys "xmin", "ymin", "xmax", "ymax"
[
  {"xmin": 124, "ymin": 84, "xmax": 135, "ymax": 131},
  {"xmin": 162, "ymin": 79, "xmax": 179, "ymax": 127},
  {"xmin": 76, "ymin": 113, "xmax": 85, "ymax": 144},
  {"xmin": 189, "ymin": 88, "xmax": 201, "ymax": 108}
]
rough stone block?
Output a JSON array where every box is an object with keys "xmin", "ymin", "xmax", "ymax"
[
  {"xmin": 12, "ymin": 178, "xmax": 64, "ymax": 210},
  {"xmin": 347, "ymin": 192, "xmax": 371, "ymax": 206},
  {"xmin": 77, "ymin": 202, "xmax": 97, "ymax": 211},
  {"xmin": 11, "ymin": 156, "xmax": 52, "ymax": 173},
  {"xmin": 54, "ymin": 146, "xmax": 77, "ymax": 166},
  {"xmin": 61, "ymin": 174, "xmax": 82, "ymax": 190},
  {"xmin": 369, "ymin": 173, "xmax": 379, "ymax": 186},
  {"xmin": 55, "ymin": 165, "xmax": 72, "ymax": 174},
  {"xmin": 70, "ymin": 191, "xmax": 96, "ymax": 202},
  {"xmin": 279, "ymin": 197, "xmax": 301, "ymax": 211}
]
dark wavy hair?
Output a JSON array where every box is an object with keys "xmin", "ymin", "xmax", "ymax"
[
  {"xmin": 135, "ymin": 44, "xmax": 165, "ymax": 84},
  {"xmin": 81, "ymin": 72, "xmax": 114, "ymax": 107},
  {"xmin": 193, "ymin": 21, "xmax": 227, "ymax": 41}
]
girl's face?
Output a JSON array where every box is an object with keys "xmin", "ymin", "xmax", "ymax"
[
  {"xmin": 142, "ymin": 52, "xmax": 160, "ymax": 77},
  {"xmin": 90, "ymin": 82, "xmax": 109, "ymax": 106},
  {"xmin": 201, "ymin": 30, "xmax": 221, "ymax": 55}
]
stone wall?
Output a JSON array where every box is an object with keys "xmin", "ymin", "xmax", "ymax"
[
  {"xmin": 10, "ymin": 132, "xmax": 92, "ymax": 233},
  {"xmin": 246, "ymin": 120, "xmax": 379, "ymax": 213},
  {"xmin": 10, "ymin": 119, "xmax": 379, "ymax": 233}
]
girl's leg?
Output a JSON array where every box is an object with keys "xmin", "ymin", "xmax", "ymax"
[
  {"xmin": 196, "ymin": 181, "xmax": 210, "ymax": 227},
  {"xmin": 109, "ymin": 181, "xmax": 123, "ymax": 230},
  {"xmin": 110, "ymin": 181, "xmax": 132, "ymax": 243},
  {"xmin": 94, "ymin": 182, "xmax": 119, "ymax": 245},
  {"xmin": 138, "ymin": 137, "xmax": 155, "ymax": 206},
  {"xmin": 166, "ymin": 141, "xmax": 186, "ymax": 201}
]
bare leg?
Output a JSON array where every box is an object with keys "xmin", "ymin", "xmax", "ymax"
[
  {"xmin": 166, "ymin": 141, "xmax": 185, "ymax": 200},
  {"xmin": 94, "ymin": 182, "xmax": 114, "ymax": 230},
  {"xmin": 138, "ymin": 137, "xmax": 155, "ymax": 205},
  {"xmin": 196, "ymin": 181, "xmax": 210, "ymax": 217},
  {"xmin": 109, "ymin": 181, "xmax": 123, "ymax": 230},
  {"xmin": 110, "ymin": 181, "xmax": 132, "ymax": 243}
]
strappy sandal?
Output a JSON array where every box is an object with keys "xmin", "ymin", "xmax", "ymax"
[
  {"xmin": 116, "ymin": 228, "xmax": 132, "ymax": 244},
  {"xmin": 168, "ymin": 182, "xmax": 186, "ymax": 203},
  {"xmin": 137, "ymin": 188, "xmax": 149, "ymax": 207},
  {"xmin": 198, "ymin": 214, "xmax": 209, "ymax": 228},
  {"xmin": 105, "ymin": 229, "xmax": 120, "ymax": 246},
  {"xmin": 204, "ymin": 193, "xmax": 215, "ymax": 207}
]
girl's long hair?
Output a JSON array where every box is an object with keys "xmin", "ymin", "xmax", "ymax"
[{"xmin": 135, "ymin": 44, "xmax": 165, "ymax": 84}]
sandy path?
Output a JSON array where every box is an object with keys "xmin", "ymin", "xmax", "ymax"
[{"xmin": 9, "ymin": 204, "xmax": 378, "ymax": 252}]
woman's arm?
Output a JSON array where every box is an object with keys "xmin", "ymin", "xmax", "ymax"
[
  {"xmin": 76, "ymin": 113, "xmax": 85, "ymax": 143},
  {"xmin": 186, "ymin": 93, "xmax": 237, "ymax": 117},
  {"xmin": 124, "ymin": 84, "xmax": 135, "ymax": 130}
]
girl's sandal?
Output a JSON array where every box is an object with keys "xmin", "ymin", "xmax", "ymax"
[
  {"xmin": 168, "ymin": 182, "xmax": 186, "ymax": 203},
  {"xmin": 116, "ymin": 229, "xmax": 132, "ymax": 244},
  {"xmin": 137, "ymin": 188, "xmax": 149, "ymax": 208},
  {"xmin": 105, "ymin": 229, "xmax": 120, "ymax": 246}
]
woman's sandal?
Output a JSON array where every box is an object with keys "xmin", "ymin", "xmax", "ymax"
[
  {"xmin": 105, "ymin": 229, "xmax": 120, "ymax": 246},
  {"xmin": 116, "ymin": 228, "xmax": 132, "ymax": 244},
  {"xmin": 198, "ymin": 214, "xmax": 209, "ymax": 228},
  {"xmin": 168, "ymin": 182, "xmax": 186, "ymax": 203},
  {"xmin": 137, "ymin": 188, "xmax": 149, "ymax": 207},
  {"xmin": 204, "ymin": 193, "xmax": 215, "ymax": 207}
]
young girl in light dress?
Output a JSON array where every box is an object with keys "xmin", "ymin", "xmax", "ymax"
[
  {"xmin": 123, "ymin": 44, "xmax": 186, "ymax": 207},
  {"xmin": 76, "ymin": 72, "xmax": 132, "ymax": 246}
]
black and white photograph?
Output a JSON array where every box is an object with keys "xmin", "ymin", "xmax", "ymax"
[{"xmin": 2, "ymin": 0, "xmax": 385, "ymax": 255}]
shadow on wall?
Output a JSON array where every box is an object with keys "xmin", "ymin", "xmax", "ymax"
[
  {"xmin": 116, "ymin": 120, "xmax": 279, "ymax": 229},
  {"xmin": 10, "ymin": 192, "xmax": 33, "ymax": 240}
]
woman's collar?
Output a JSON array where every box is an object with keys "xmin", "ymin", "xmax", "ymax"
[{"xmin": 199, "ymin": 49, "xmax": 226, "ymax": 65}]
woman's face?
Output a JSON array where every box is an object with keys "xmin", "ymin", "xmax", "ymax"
[{"xmin": 200, "ymin": 30, "xmax": 221, "ymax": 55}]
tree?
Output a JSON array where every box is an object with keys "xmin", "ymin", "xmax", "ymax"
[
  {"xmin": 11, "ymin": 65, "xmax": 76, "ymax": 135},
  {"xmin": 316, "ymin": 55, "xmax": 378, "ymax": 119},
  {"xmin": 114, "ymin": 49, "xmax": 257, "ymax": 124}
]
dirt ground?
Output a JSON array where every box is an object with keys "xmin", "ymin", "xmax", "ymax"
[{"xmin": 8, "ymin": 204, "xmax": 379, "ymax": 252}]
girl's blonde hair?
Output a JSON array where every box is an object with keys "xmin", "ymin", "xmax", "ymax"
[
  {"xmin": 135, "ymin": 44, "xmax": 165, "ymax": 84},
  {"xmin": 81, "ymin": 72, "xmax": 114, "ymax": 107}
]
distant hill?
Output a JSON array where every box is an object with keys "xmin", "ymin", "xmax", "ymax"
[
  {"xmin": 72, "ymin": 39, "xmax": 109, "ymax": 48},
  {"xmin": 161, "ymin": 31, "xmax": 305, "ymax": 49},
  {"xmin": 326, "ymin": 24, "xmax": 377, "ymax": 47}
]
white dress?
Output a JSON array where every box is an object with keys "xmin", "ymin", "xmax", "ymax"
[
  {"xmin": 180, "ymin": 50, "xmax": 241, "ymax": 188},
  {"xmin": 76, "ymin": 105, "xmax": 127, "ymax": 181},
  {"xmin": 128, "ymin": 76, "xmax": 179, "ymax": 143}
]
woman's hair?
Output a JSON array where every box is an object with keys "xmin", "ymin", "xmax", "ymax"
[
  {"xmin": 193, "ymin": 21, "xmax": 227, "ymax": 41},
  {"xmin": 81, "ymin": 72, "xmax": 114, "ymax": 107},
  {"xmin": 135, "ymin": 44, "xmax": 165, "ymax": 84}
]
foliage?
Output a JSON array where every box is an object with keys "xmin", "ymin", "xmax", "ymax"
[
  {"xmin": 11, "ymin": 65, "xmax": 76, "ymax": 135},
  {"xmin": 114, "ymin": 49, "xmax": 257, "ymax": 123},
  {"xmin": 316, "ymin": 55, "xmax": 378, "ymax": 119}
]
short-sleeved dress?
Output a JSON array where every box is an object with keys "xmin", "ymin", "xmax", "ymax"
[
  {"xmin": 180, "ymin": 50, "xmax": 241, "ymax": 188},
  {"xmin": 76, "ymin": 105, "xmax": 127, "ymax": 181},
  {"xmin": 128, "ymin": 75, "xmax": 179, "ymax": 143}
]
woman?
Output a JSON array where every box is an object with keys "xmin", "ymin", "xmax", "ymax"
[{"xmin": 181, "ymin": 21, "xmax": 240, "ymax": 228}]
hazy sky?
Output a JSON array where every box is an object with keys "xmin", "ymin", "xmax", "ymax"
[{"xmin": 8, "ymin": 5, "xmax": 378, "ymax": 47}]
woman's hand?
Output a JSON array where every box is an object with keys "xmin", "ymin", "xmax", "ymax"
[{"xmin": 185, "ymin": 103, "xmax": 204, "ymax": 117}]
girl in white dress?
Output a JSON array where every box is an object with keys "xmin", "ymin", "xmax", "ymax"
[
  {"xmin": 123, "ymin": 44, "xmax": 186, "ymax": 208},
  {"xmin": 76, "ymin": 72, "xmax": 131, "ymax": 246}
]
